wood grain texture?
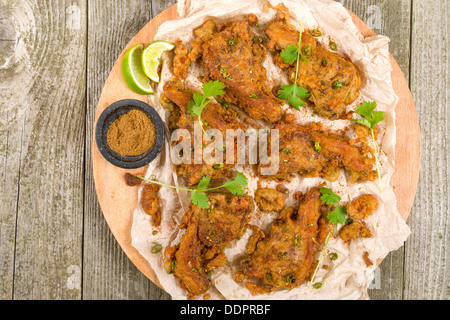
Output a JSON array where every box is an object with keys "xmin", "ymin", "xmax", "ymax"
[
  {"xmin": 92, "ymin": 1, "xmax": 420, "ymax": 300},
  {"xmin": 1, "ymin": 0, "xmax": 87, "ymax": 299},
  {"xmin": 84, "ymin": 0, "xmax": 172, "ymax": 300},
  {"xmin": 0, "ymin": 0, "xmax": 448, "ymax": 301},
  {"xmin": 342, "ymin": 0, "xmax": 413, "ymax": 300},
  {"xmin": 406, "ymin": 0, "xmax": 449, "ymax": 300}
]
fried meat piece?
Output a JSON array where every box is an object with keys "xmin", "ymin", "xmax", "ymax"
[
  {"xmin": 199, "ymin": 17, "xmax": 283, "ymax": 123},
  {"xmin": 164, "ymin": 194, "xmax": 254, "ymax": 297},
  {"xmin": 339, "ymin": 220, "xmax": 372, "ymax": 241},
  {"xmin": 239, "ymin": 187, "xmax": 322, "ymax": 290},
  {"xmin": 188, "ymin": 20, "xmax": 217, "ymax": 62},
  {"xmin": 168, "ymin": 220, "xmax": 211, "ymax": 296},
  {"xmin": 163, "ymin": 78, "xmax": 246, "ymax": 186},
  {"xmin": 173, "ymin": 44, "xmax": 191, "ymax": 79},
  {"xmin": 347, "ymin": 194, "xmax": 379, "ymax": 221},
  {"xmin": 259, "ymin": 122, "xmax": 377, "ymax": 183},
  {"xmin": 265, "ymin": 19, "xmax": 361, "ymax": 119},
  {"xmin": 141, "ymin": 184, "xmax": 161, "ymax": 226},
  {"xmin": 254, "ymin": 188, "xmax": 286, "ymax": 212}
]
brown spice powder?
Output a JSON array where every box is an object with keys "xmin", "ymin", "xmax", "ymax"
[{"xmin": 107, "ymin": 109, "xmax": 156, "ymax": 156}]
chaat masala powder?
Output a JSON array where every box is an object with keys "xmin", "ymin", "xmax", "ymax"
[{"xmin": 107, "ymin": 109, "xmax": 156, "ymax": 156}]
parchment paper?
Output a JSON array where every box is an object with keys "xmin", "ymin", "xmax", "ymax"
[{"xmin": 130, "ymin": 0, "xmax": 411, "ymax": 300}]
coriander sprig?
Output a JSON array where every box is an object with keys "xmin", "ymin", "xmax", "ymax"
[
  {"xmin": 351, "ymin": 101, "xmax": 386, "ymax": 192},
  {"xmin": 309, "ymin": 187, "xmax": 347, "ymax": 288},
  {"xmin": 278, "ymin": 21, "xmax": 310, "ymax": 110},
  {"xmin": 136, "ymin": 172, "xmax": 247, "ymax": 209},
  {"xmin": 188, "ymin": 80, "xmax": 226, "ymax": 135}
]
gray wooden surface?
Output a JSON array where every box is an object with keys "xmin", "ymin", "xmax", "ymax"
[{"xmin": 0, "ymin": 0, "xmax": 448, "ymax": 300}]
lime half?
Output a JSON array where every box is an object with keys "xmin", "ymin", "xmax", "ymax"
[
  {"xmin": 121, "ymin": 43, "xmax": 154, "ymax": 95},
  {"xmin": 142, "ymin": 41, "xmax": 175, "ymax": 83}
]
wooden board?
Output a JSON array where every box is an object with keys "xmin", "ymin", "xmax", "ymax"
[{"xmin": 92, "ymin": 4, "xmax": 420, "ymax": 293}]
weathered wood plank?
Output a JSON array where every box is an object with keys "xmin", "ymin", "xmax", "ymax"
[
  {"xmin": 0, "ymin": 0, "xmax": 87, "ymax": 299},
  {"xmin": 406, "ymin": 0, "xmax": 449, "ymax": 300},
  {"xmin": 84, "ymin": 0, "xmax": 171, "ymax": 300},
  {"xmin": 0, "ymin": 114, "xmax": 24, "ymax": 299},
  {"xmin": 338, "ymin": 0, "xmax": 413, "ymax": 300}
]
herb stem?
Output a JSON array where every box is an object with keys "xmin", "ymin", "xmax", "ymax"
[
  {"xmin": 370, "ymin": 129, "xmax": 384, "ymax": 193},
  {"xmin": 294, "ymin": 21, "xmax": 303, "ymax": 84},
  {"xmin": 308, "ymin": 226, "xmax": 334, "ymax": 288},
  {"xmin": 136, "ymin": 176, "xmax": 234, "ymax": 193},
  {"xmin": 136, "ymin": 176, "xmax": 195, "ymax": 192}
]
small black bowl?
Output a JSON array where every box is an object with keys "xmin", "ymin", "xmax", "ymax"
[{"xmin": 95, "ymin": 99, "xmax": 165, "ymax": 169}]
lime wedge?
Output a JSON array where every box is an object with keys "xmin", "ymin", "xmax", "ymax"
[
  {"xmin": 121, "ymin": 43, "xmax": 154, "ymax": 95},
  {"xmin": 141, "ymin": 41, "xmax": 175, "ymax": 83}
]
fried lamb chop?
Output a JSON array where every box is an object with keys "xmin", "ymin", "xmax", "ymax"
[
  {"xmin": 238, "ymin": 186, "xmax": 325, "ymax": 291},
  {"xmin": 193, "ymin": 16, "xmax": 283, "ymax": 123},
  {"xmin": 162, "ymin": 78, "xmax": 246, "ymax": 186},
  {"xmin": 259, "ymin": 122, "xmax": 377, "ymax": 183},
  {"xmin": 164, "ymin": 194, "xmax": 254, "ymax": 297},
  {"xmin": 265, "ymin": 18, "xmax": 361, "ymax": 119}
]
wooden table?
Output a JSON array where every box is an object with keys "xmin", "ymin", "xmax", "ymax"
[{"xmin": 0, "ymin": 0, "xmax": 448, "ymax": 300}]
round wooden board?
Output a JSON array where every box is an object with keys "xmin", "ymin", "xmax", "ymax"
[{"xmin": 92, "ymin": 4, "xmax": 420, "ymax": 293}]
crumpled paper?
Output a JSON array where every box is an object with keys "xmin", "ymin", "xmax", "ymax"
[{"xmin": 130, "ymin": 0, "xmax": 411, "ymax": 300}]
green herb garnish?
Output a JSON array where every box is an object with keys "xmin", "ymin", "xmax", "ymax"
[
  {"xmin": 136, "ymin": 172, "xmax": 247, "ymax": 209},
  {"xmin": 281, "ymin": 148, "xmax": 292, "ymax": 155},
  {"xmin": 188, "ymin": 80, "xmax": 226, "ymax": 135},
  {"xmin": 350, "ymin": 101, "xmax": 386, "ymax": 192},
  {"xmin": 332, "ymin": 80, "xmax": 343, "ymax": 89},
  {"xmin": 278, "ymin": 21, "xmax": 310, "ymax": 110},
  {"xmin": 151, "ymin": 243, "xmax": 163, "ymax": 253},
  {"xmin": 309, "ymin": 188, "xmax": 347, "ymax": 288},
  {"xmin": 314, "ymin": 141, "xmax": 322, "ymax": 153},
  {"xmin": 310, "ymin": 29, "xmax": 322, "ymax": 37},
  {"xmin": 319, "ymin": 187, "xmax": 341, "ymax": 205},
  {"xmin": 329, "ymin": 41, "xmax": 337, "ymax": 51}
]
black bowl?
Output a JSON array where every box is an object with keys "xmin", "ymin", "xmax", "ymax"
[{"xmin": 95, "ymin": 99, "xmax": 165, "ymax": 169}]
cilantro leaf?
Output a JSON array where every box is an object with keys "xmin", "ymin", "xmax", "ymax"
[
  {"xmin": 319, "ymin": 187, "xmax": 341, "ymax": 205},
  {"xmin": 188, "ymin": 80, "xmax": 226, "ymax": 134},
  {"xmin": 197, "ymin": 175, "xmax": 211, "ymax": 191},
  {"xmin": 201, "ymin": 80, "xmax": 226, "ymax": 99},
  {"xmin": 280, "ymin": 45, "xmax": 298, "ymax": 64},
  {"xmin": 327, "ymin": 206, "xmax": 347, "ymax": 227},
  {"xmin": 224, "ymin": 184, "xmax": 245, "ymax": 196},
  {"xmin": 350, "ymin": 101, "xmax": 386, "ymax": 193},
  {"xmin": 351, "ymin": 101, "xmax": 386, "ymax": 129},
  {"xmin": 351, "ymin": 118, "xmax": 372, "ymax": 128},
  {"xmin": 191, "ymin": 191, "xmax": 209, "ymax": 209},
  {"xmin": 233, "ymin": 172, "xmax": 248, "ymax": 186},
  {"xmin": 356, "ymin": 101, "xmax": 377, "ymax": 120},
  {"xmin": 222, "ymin": 172, "xmax": 247, "ymax": 195},
  {"xmin": 278, "ymin": 83, "xmax": 310, "ymax": 110}
]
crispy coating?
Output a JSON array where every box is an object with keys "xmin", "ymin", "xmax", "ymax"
[
  {"xmin": 347, "ymin": 194, "xmax": 379, "ymax": 221},
  {"xmin": 339, "ymin": 221, "xmax": 372, "ymax": 242},
  {"xmin": 173, "ymin": 44, "xmax": 191, "ymax": 79},
  {"xmin": 265, "ymin": 19, "xmax": 361, "ymax": 119},
  {"xmin": 259, "ymin": 122, "xmax": 377, "ymax": 183},
  {"xmin": 239, "ymin": 187, "xmax": 323, "ymax": 290},
  {"xmin": 199, "ymin": 17, "xmax": 283, "ymax": 123},
  {"xmin": 141, "ymin": 184, "xmax": 161, "ymax": 226},
  {"xmin": 163, "ymin": 78, "xmax": 246, "ymax": 186},
  {"xmin": 164, "ymin": 194, "xmax": 254, "ymax": 296},
  {"xmin": 254, "ymin": 188, "xmax": 286, "ymax": 212},
  {"xmin": 170, "ymin": 220, "xmax": 211, "ymax": 296},
  {"xmin": 188, "ymin": 20, "xmax": 217, "ymax": 61}
]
